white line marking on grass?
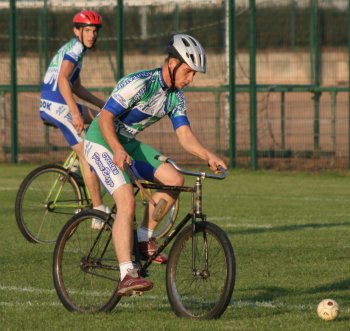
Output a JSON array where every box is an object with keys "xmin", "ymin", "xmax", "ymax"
[
  {"xmin": 0, "ymin": 284, "xmax": 55, "ymax": 294},
  {"xmin": 2, "ymin": 284, "xmax": 349, "ymax": 313},
  {"xmin": 0, "ymin": 301, "xmax": 61, "ymax": 307},
  {"xmin": 0, "ymin": 187, "xmax": 18, "ymax": 191}
]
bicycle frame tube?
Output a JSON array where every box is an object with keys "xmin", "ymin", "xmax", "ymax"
[
  {"xmin": 45, "ymin": 151, "xmax": 90, "ymax": 210},
  {"xmin": 45, "ymin": 171, "xmax": 85, "ymax": 210},
  {"xmin": 140, "ymin": 212, "xmax": 193, "ymax": 271},
  {"xmin": 140, "ymin": 176, "xmax": 206, "ymax": 272}
]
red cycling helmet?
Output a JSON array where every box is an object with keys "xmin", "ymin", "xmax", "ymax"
[{"xmin": 73, "ymin": 10, "xmax": 102, "ymax": 28}]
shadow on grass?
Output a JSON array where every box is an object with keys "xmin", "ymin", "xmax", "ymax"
[
  {"xmin": 307, "ymin": 279, "xmax": 350, "ymax": 294},
  {"xmin": 237, "ymin": 286, "xmax": 290, "ymax": 303},
  {"xmin": 226, "ymin": 221, "xmax": 350, "ymax": 236},
  {"xmin": 231, "ymin": 279, "xmax": 350, "ymax": 306}
]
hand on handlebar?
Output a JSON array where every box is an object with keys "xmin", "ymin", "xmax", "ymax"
[
  {"xmin": 72, "ymin": 113, "xmax": 84, "ymax": 135},
  {"xmin": 208, "ymin": 158, "xmax": 227, "ymax": 174},
  {"xmin": 113, "ymin": 148, "xmax": 131, "ymax": 171},
  {"xmin": 155, "ymin": 155, "xmax": 227, "ymax": 179}
]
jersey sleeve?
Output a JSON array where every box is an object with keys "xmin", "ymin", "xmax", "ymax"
[
  {"xmin": 103, "ymin": 73, "xmax": 148, "ymax": 117},
  {"xmin": 168, "ymin": 91, "xmax": 190, "ymax": 130},
  {"xmin": 63, "ymin": 40, "xmax": 84, "ymax": 64}
]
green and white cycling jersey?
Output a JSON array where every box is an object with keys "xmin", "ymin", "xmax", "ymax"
[{"xmin": 86, "ymin": 67, "xmax": 190, "ymax": 142}]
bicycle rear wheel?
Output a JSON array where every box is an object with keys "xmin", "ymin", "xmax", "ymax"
[
  {"xmin": 166, "ymin": 221, "xmax": 235, "ymax": 319},
  {"xmin": 53, "ymin": 209, "xmax": 120, "ymax": 313},
  {"xmin": 15, "ymin": 164, "xmax": 84, "ymax": 244}
]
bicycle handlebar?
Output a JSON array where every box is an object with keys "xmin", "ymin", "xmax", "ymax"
[{"xmin": 156, "ymin": 155, "xmax": 227, "ymax": 180}]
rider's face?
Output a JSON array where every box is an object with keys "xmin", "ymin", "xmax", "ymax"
[
  {"xmin": 174, "ymin": 63, "xmax": 196, "ymax": 89},
  {"xmin": 74, "ymin": 26, "xmax": 98, "ymax": 48}
]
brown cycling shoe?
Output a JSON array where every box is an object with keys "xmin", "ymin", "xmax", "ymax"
[
  {"xmin": 117, "ymin": 269, "xmax": 153, "ymax": 296},
  {"xmin": 138, "ymin": 238, "xmax": 168, "ymax": 264}
]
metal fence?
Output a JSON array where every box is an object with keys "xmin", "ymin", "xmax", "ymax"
[{"xmin": 2, "ymin": 0, "xmax": 350, "ymax": 170}]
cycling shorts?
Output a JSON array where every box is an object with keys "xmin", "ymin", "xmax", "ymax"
[
  {"xmin": 84, "ymin": 135, "xmax": 163, "ymax": 195},
  {"xmin": 39, "ymin": 99, "xmax": 84, "ymax": 146}
]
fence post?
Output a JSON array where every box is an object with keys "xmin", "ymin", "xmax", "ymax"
[
  {"xmin": 10, "ymin": 0, "xmax": 18, "ymax": 163},
  {"xmin": 281, "ymin": 92, "xmax": 285, "ymax": 150},
  {"xmin": 348, "ymin": 0, "xmax": 350, "ymax": 169},
  {"xmin": 249, "ymin": 0, "xmax": 257, "ymax": 170},
  {"xmin": 228, "ymin": 0, "xmax": 236, "ymax": 169},
  {"xmin": 310, "ymin": 0, "xmax": 320, "ymax": 154},
  {"xmin": 117, "ymin": 0, "xmax": 124, "ymax": 80}
]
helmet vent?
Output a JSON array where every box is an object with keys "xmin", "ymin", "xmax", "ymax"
[
  {"xmin": 189, "ymin": 37, "xmax": 198, "ymax": 46},
  {"xmin": 182, "ymin": 38, "xmax": 190, "ymax": 47}
]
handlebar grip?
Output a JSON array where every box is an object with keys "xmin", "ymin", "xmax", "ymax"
[{"xmin": 217, "ymin": 165, "xmax": 226, "ymax": 174}]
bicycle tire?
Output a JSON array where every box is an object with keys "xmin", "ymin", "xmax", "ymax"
[
  {"xmin": 15, "ymin": 164, "xmax": 84, "ymax": 244},
  {"xmin": 166, "ymin": 221, "xmax": 235, "ymax": 319},
  {"xmin": 53, "ymin": 209, "xmax": 121, "ymax": 313}
]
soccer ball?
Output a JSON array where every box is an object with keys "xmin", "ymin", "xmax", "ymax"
[{"xmin": 317, "ymin": 299, "xmax": 340, "ymax": 321}]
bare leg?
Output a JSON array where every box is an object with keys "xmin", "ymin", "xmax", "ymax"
[
  {"xmin": 111, "ymin": 183, "xmax": 135, "ymax": 263},
  {"xmin": 72, "ymin": 141, "xmax": 103, "ymax": 207},
  {"xmin": 141, "ymin": 163, "xmax": 184, "ymax": 231}
]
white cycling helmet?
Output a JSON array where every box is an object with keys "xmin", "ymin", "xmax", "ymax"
[{"xmin": 166, "ymin": 34, "xmax": 206, "ymax": 73}]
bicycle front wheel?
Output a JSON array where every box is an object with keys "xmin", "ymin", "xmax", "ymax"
[
  {"xmin": 15, "ymin": 164, "xmax": 84, "ymax": 244},
  {"xmin": 166, "ymin": 221, "xmax": 236, "ymax": 319},
  {"xmin": 53, "ymin": 209, "xmax": 120, "ymax": 313}
]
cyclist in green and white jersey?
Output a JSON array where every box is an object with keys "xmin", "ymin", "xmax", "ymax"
[{"xmin": 84, "ymin": 34, "xmax": 227, "ymax": 295}]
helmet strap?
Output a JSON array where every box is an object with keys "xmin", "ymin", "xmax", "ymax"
[
  {"xmin": 168, "ymin": 61, "xmax": 183, "ymax": 90},
  {"xmin": 78, "ymin": 27, "xmax": 87, "ymax": 50}
]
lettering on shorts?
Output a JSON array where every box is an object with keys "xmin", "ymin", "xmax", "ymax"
[
  {"xmin": 91, "ymin": 152, "xmax": 115, "ymax": 188},
  {"xmin": 101, "ymin": 152, "xmax": 119, "ymax": 175},
  {"xmin": 56, "ymin": 105, "xmax": 66, "ymax": 116},
  {"xmin": 85, "ymin": 141, "xmax": 92, "ymax": 156},
  {"xmin": 64, "ymin": 113, "xmax": 72, "ymax": 122},
  {"xmin": 40, "ymin": 100, "xmax": 52, "ymax": 111}
]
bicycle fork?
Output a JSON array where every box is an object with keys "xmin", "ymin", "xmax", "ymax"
[{"xmin": 192, "ymin": 175, "xmax": 209, "ymax": 278}]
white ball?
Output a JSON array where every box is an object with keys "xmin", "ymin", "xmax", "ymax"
[{"xmin": 317, "ymin": 299, "xmax": 340, "ymax": 321}]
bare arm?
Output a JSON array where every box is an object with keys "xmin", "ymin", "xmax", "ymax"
[
  {"xmin": 72, "ymin": 77, "xmax": 105, "ymax": 109},
  {"xmin": 98, "ymin": 110, "xmax": 131, "ymax": 170},
  {"xmin": 175, "ymin": 125, "xmax": 227, "ymax": 172},
  {"xmin": 58, "ymin": 60, "xmax": 84, "ymax": 134}
]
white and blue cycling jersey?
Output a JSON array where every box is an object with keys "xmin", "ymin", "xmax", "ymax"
[
  {"xmin": 39, "ymin": 38, "xmax": 86, "ymax": 146},
  {"xmin": 40, "ymin": 37, "xmax": 85, "ymax": 104}
]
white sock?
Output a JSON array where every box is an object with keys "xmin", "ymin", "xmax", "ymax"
[
  {"xmin": 93, "ymin": 204, "xmax": 110, "ymax": 213},
  {"xmin": 137, "ymin": 226, "xmax": 154, "ymax": 242},
  {"xmin": 119, "ymin": 261, "xmax": 135, "ymax": 280}
]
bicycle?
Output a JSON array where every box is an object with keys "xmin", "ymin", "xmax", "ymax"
[
  {"xmin": 15, "ymin": 131, "xmax": 179, "ymax": 244},
  {"xmin": 52, "ymin": 156, "xmax": 236, "ymax": 319}
]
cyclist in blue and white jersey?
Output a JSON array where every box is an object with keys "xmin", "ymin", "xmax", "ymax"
[
  {"xmin": 84, "ymin": 34, "xmax": 227, "ymax": 295},
  {"xmin": 39, "ymin": 10, "xmax": 108, "ymax": 220}
]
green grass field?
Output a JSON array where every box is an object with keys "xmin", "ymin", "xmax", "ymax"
[{"xmin": 1, "ymin": 164, "xmax": 350, "ymax": 330}]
